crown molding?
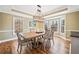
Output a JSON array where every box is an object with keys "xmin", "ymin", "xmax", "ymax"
[
  {"xmin": 11, "ymin": 9, "xmax": 34, "ymax": 16},
  {"xmin": 43, "ymin": 7, "xmax": 68, "ymax": 17}
]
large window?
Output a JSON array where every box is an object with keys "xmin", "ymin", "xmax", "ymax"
[
  {"xmin": 13, "ymin": 16, "xmax": 23, "ymax": 33},
  {"xmin": 45, "ymin": 16, "xmax": 65, "ymax": 36}
]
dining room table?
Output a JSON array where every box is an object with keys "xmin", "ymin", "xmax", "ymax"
[{"xmin": 23, "ymin": 31, "xmax": 45, "ymax": 49}]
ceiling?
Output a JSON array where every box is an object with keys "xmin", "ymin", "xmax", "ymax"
[
  {"xmin": 12, "ymin": 5, "xmax": 62, "ymax": 16},
  {"xmin": 0, "ymin": 5, "xmax": 79, "ymax": 17}
]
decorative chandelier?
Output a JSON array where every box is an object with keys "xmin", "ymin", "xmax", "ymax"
[{"xmin": 36, "ymin": 5, "xmax": 41, "ymax": 16}]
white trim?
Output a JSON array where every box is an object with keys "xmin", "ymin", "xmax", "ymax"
[
  {"xmin": 55, "ymin": 34, "xmax": 70, "ymax": 41},
  {"xmin": 65, "ymin": 30, "xmax": 79, "ymax": 32},
  {"xmin": 44, "ymin": 11, "xmax": 68, "ymax": 19},
  {"xmin": 0, "ymin": 37, "xmax": 17, "ymax": 43},
  {"xmin": 0, "ymin": 10, "xmax": 33, "ymax": 19},
  {"xmin": 69, "ymin": 43, "xmax": 71, "ymax": 54},
  {"xmin": 11, "ymin": 9, "xmax": 33, "ymax": 17},
  {"xmin": 0, "ymin": 30, "xmax": 13, "ymax": 32},
  {"xmin": 45, "ymin": 15, "xmax": 65, "ymax": 21},
  {"xmin": 44, "ymin": 9, "xmax": 79, "ymax": 19}
]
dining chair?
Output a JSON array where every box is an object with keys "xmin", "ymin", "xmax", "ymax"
[
  {"xmin": 16, "ymin": 33, "xmax": 32, "ymax": 54},
  {"xmin": 36, "ymin": 35, "xmax": 44, "ymax": 50},
  {"xmin": 43, "ymin": 29, "xmax": 51, "ymax": 50},
  {"xmin": 50, "ymin": 29, "xmax": 55, "ymax": 45},
  {"xmin": 50, "ymin": 24, "xmax": 57, "ymax": 45}
]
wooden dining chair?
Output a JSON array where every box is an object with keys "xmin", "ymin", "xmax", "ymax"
[
  {"xmin": 16, "ymin": 33, "xmax": 32, "ymax": 54},
  {"xmin": 50, "ymin": 29, "xmax": 54, "ymax": 45},
  {"xmin": 50, "ymin": 24, "xmax": 57, "ymax": 45},
  {"xmin": 36, "ymin": 35, "xmax": 44, "ymax": 50},
  {"xmin": 43, "ymin": 29, "xmax": 51, "ymax": 50}
]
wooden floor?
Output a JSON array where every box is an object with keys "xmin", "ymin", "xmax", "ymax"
[{"xmin": 0, "ymin": 36, "xmax": 70, "ymax": 54}]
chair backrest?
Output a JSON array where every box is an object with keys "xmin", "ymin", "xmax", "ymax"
[
  {"xmin": 51, "ymin": 24, "xmax": 57, "ymax": 31},
  {"xmin": 16, "ymin": 33, "xmax": 25, "ymax": 42},
  {"xmin": 44, "ymin": 25, "xmax": 55, "ymax": 40},
  {"xmin": 44, "ymin": 29, "xmax": 51, "ymax": 39},
  {"xmin": 45, "ymin": 25, "xmax": 48, "ymax": 32},
  {"xmin": 50, "ymin": 26, "xmax": 55, "ymax": 38}
]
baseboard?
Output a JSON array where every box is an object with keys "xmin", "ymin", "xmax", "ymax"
[
  {"xmin": 0, "ymin": 37, "xmax": 17, "ymax": 43},
  {"xmin": 54, "ymin": 34, "xmax": 71, "ymax": 42}
]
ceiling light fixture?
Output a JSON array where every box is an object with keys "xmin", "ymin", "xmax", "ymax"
[
  {"xmin": 37, "ymin": 5, "xmax": 41, "ymax": 8},
  {"xmin": 36, "ymin": 5, "xmax": 41, "ymax": 16},
  {"xmin": 37, "ymin": 9, "xmax": 41, "ymax": 12}
]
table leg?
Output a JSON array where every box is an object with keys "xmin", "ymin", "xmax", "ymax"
[{"xmin": 32, "ymin": 37, "xmax": 37, "ymax": 49}]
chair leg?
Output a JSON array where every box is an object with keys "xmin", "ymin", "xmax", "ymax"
[
  {"xmin": 27, "ymin": 42, "xmax": 32, "ymax": 50},
  {"xmin": 43, "ymin": 39, "xmax": 47, "ymax": 51},
  {"xmin": 45, "ymin": 39, "xmax": 51, "ymax": 50},
  {"xmin": 52, "ymin": 38, "xmax": 54, "ymax": 45},
  {"xmin": 19, "ymin": 45, "xmax": 22, "ymax": 54},
  {"xmin": 41, "ymin": 38, "xmax": 45, "ymax": 50},
  {"xmin": 30, "ymin": 42, "xmax": 33, "ymax": 49},
  {"xmin": 17, "ymin": 44, "xmax": 22, "ymax": 54},
  {"xmin": 17, "ymin": 44, "xmax": 19, "ymax": 52},
  {"xmin": 47, "ymin": 40, "xmax": 50, "ymax": 50}
]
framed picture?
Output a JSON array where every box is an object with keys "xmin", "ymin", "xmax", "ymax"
[{"xmin": 29, "ymin": 20, "xmax": 36, "ymax": 27}]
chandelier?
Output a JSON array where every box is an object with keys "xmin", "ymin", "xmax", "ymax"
[{"xmin": 36, "ymin": 5, "xmax": 41, "ymax": 16}]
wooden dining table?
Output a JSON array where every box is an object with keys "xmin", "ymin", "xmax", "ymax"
[
  {"xmin": 23, "ymin": 31, "xmax": 45, "ymax": 48},
  {"xmin": 23, "ymin": 31, "xmax": 45, "ymax": 39}
]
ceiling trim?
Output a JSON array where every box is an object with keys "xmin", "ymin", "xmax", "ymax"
[
  {"xmin": 11, "ymin": 6, "xmax": 68, "ymax": 17},
  {"xmin": 11, "ymin": 9, "xmax": 34, "ymax": 16},
  {"xmin": 43, "ymin": 7, "xmax": 68, "ymax": 17}
]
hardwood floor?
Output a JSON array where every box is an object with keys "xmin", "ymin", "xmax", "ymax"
[{"xmin": 0, "ymin": 36, "xmax": 70, "ymax": 54}]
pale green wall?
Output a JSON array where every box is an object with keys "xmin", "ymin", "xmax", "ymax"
[
  {"xmin": 0, "ymin": 12, "xmax": 33, "ymax": 40},
  {"xmin": 0, "ymin": 12, "xmax": 13, "ymax": 40},
  {"xmin": 66, "ymin": 11, "xmax": 79, "ymax": 38},
  {"xmin": 0, "ymin": 13, "xmax": 2, "ymax": 29},
  {"xmin": 0, "ymin": 12, "xmax": 13, "ymax": 31}
]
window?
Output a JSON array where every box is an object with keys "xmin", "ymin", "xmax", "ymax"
[
  {"xmin": 29, "ymin": 20, "xmax": 36, "ymax": 27},
  {"xmin": 46, "ymin": 16, "xmax": 65, "ymax": 36},
  {"xmin": 60, "ymin": 19, "xmax": 64, "ymax": 33},
  {"xmin": 13, "ymin": 16, "xmax": 23, "ymax": 34}
]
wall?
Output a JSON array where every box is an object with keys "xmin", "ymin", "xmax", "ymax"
[
  {"xmin": 33, "ymin": 16, "xmax": 44, "ymax": 32},
  {"xmin": 66, "ymin": 11, "xmax": 79, "ymax": 38},
  {"xmin": 0, "ymin": 12, "xmax": 33, "ymax": 40},
  {"xmin": 36, "ymin": 21, "xmax": 44, "ymax": 32},
  {"xmin": 0, "ymin": 12, "xmax": 13, "ymax": 40},
  {"xmin": 0, "ymin": 5, "xmax": 33, "ymax": 18},
  {"xmin": 0, "ymin": 12, "xmax": 13, "ymax": 30},
  {"xmin": 0, "ymin": 13, "xmax": 2, "ymax": 30}
]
